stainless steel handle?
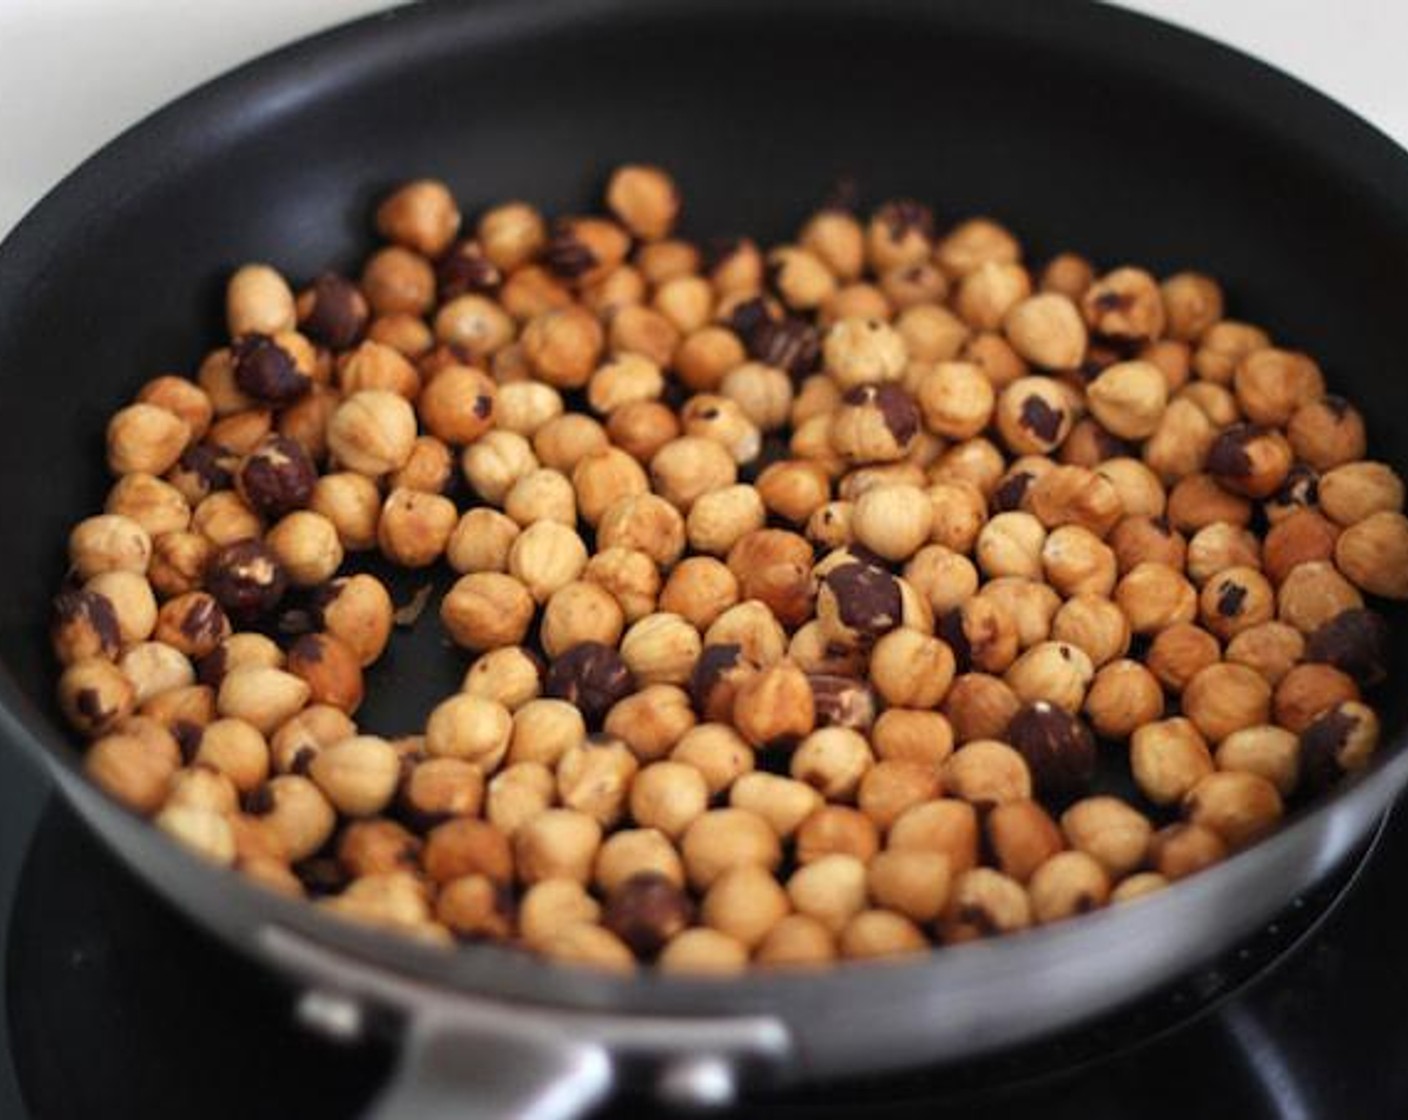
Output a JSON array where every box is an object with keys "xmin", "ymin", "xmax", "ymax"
[
  {"xmin": 262, "ymin": 927, "xmax": 796, "ymax": 1119},
  {"xmin": 368, "ymin": 1007, "xmax": 613, "ymax": 1120}
]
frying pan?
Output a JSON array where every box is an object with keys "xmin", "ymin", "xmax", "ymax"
[{"xmin": 3, "ymin": 0, "xmax": 1408, "ymax": 1115}]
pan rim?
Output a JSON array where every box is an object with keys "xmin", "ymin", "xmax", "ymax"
[{"xmin": 3, "ymin": 0, "xmax": 1408, "ymax": 1030}]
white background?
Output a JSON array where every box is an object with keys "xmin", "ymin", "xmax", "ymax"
[
  {"xmin": 3, "ymin": 0, "xmax": 1408, "ymax": 232},
  {"xmin": 0, "ymin": 0, "xmax": 1403, "ymax": 1114}
]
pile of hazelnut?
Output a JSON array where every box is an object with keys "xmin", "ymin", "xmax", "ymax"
[{"xmin": 51, "ymin": 165, "xmax": 1403, "ymax": 973}]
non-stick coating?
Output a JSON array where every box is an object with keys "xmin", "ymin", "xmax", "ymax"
[{"xmin": 3, "ymin": 0, "xmax": 1408, "ymax": 1080}]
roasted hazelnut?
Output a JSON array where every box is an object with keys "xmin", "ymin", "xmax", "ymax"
[
  {"xmin": 1184, "ymin": 521, "xmax": 1260, "ymax": 585},
  {"xmin": 1273, "ymin": 663, "xmax": 1360, "ymax": 734},
  {"xmin": 59, "ymin": 657, "xmax": 137, "ymax": 738},
  {"xmin": 1109, "ymin": 515, "xmax": 1187, "ymax": 575},
  {"xmin": 1262, "ymin": 509, "xmax": 1338, "ymax": 586},
  {"xmin": 867, "ymin": 628, "xmax": 955, "ymax": 709},
  {"xmin": 201, "ymin": 540, "xmax": 284, "ymax": 624},
  {"xmin": 514, "ymin": 808, "xmax": 602, "ymax": 886},
  {"xmin": 940, "ymin": 867, "xmax": 1032, "ymax": 943},
  {"xmin": 327, "ymin": 390, "xmax": 416, "ymax": 477},
  {"xmin": 232, "ymin": 436, "xmax": 315, "ymax": 522},
  {"xmin": 376, "ymin": 178, "xmax": 460, "ymax": 256},
  {"xmin": 670, "ymin": 722, "xmax": 755, "ymax": 796},
  {"xmin": 1167, "ymin": 473, "xmax": 1252, "ymax": 533},
  {"xmin": 315, "ymin": 574, "xmax": 393, "ymax": 667},
  {"xmin": 1048, "ymin": 594, "xmax": 1129, "ymax": 670},
  {"xmin": 1111, "ymin": 873, "xmax": 1169, "ymax": 904},
  {"xmin": 755, "ymin": 914, "xmax": 838, "ymax": 969},
  {"xmin": 1215, "ymin": 725, "xmax": 1300, "ymax": 797},
  {"xmin": 657, "ymin": 928, "xmax": 749, "ymax": 975},
  {"xmin": 1004, "ymin": 640, "xmax": 1094, "ymax": 713},
  {"xmin": 1299, "ymin": 700, "xmax": 1380, "ymax": 794},
  {"xmin": 1086, "ymin": 360, "xmax": 1168, "ymax": 440},
  {"xmin": 1114, "ymin": 562, "xmax": 1197, "ymax": 635},
  {"xmin": 1335, "ymin": 511, "xmax": 1408, "ymax": 599},
  {"xmin": 1026, "ymin": 465, "xmax": 1123, "ymax": 538},
  {"xmin": 227, "ymin": 263, "xmax": 296, "ymax": 337},
  {"xmin": 985, "ymin": 799, "xmax": 1064, "ymax": 884},
  {"xmin": 1204, "ymin": 424, "xmax": 1294, "ymax": 500},
  {"xmin": 541, "ymin": 641, "xmax": 634, "ymax": 727},
  {"xmin": 1039, "ymin": 253, "xmax": 1095, "ymax": 299},
  {"xmin": 1146, "ymin": 822, "xmax": 1226, "ymax": 883},
  {"xmin": 1184, "ymin": 771, "xmax": 1283, "ymax": 848},
  {"xmin": 1182, "ymin": 662, "xmax": 1272, "ymax": 743},
  {"xmin": 1028, "ymin": 850, "xmax": 1111, "ymax": 923},
  {"xmin": 1198, "ymin": 565, "xmax": 1275, "ymax": 640},
  {"xmin": 1142, "ymin": 623, "xmax": 1218, "ymax": 695},
  {"xmin": 68, "ymin": 514, "xmax": 153, "ymax": 581},
  {"xmin": 733, "ymin": 659, "xmax": 815, "ymax": 748},
  {"xmin": 940, "ymin": 739, "xmax": 1031, "ymax": 809},
  {"xmin": 1277, "ymin": 561, "xmax": 1363, "ymax": 633},
  {"xmin": 1082, "ymin": 266, "xmax": 1165, "ymax": 342},
  {"xmin": 440, "ymin": 572, "xmax": 535, "ymax": 652},
  {"xmin": 1004, "ymin": 702, "xmax": 1096, "ymax": 799},
  {"xmin": 1234, "ymin": 348, "xmax": 1324, "ymax": 426},
  {"xmin": 976, "ymin": 511, "xmax": 1046, "ymax": 581},
  {"xmin": 1061, "ymin": 796, "xmax": 1152, "ymax": 876},
  {"xmin": 1129, "ymin": 717, "xmax": 1214, "ymax": 805},
  {"xmin": 1305, "ymin": 608, "xmax": 1388, "ymax": 687},
  {"xmin": 1082, "ymin": 658, "xmax": 1161, "ymax": 740},
  {"xmin": 995, "ymin": 376, "xmax": 1072, "ymax": 455},
  {"xmin": 816, "ymin": 561, "xmax": 906, "ymax": 649},
  {"xmin": 51, "ymin": 589, "xmax": 122, "ymax": 665},
  {"xmin": 1002, "ymin": 292, "xmax": 1087, "ymax": 371},
  {"xmin": 106, "ymin": 403, "xmax": 191, "ymax": 478}
]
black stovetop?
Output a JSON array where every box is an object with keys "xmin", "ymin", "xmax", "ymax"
[{"xmin": 6, "ymin": 791, "xmax": 1408, "ymax": 1119}]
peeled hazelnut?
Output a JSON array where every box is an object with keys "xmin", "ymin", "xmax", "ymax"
[
  {"xmin": 1216, "ymin": 725, "xmax": 1301, "ymax": 797},
  {"xmin": 1335, "ymin": 511, "xmax": 1408, "ymax": 599},
  {"xmin": 1273, "ymin": 663, "xmax": 1360, "ymax": 734},
  {"xmin": 940, "ymin": 867, "xmax": 1032, "ymax": 943},
  {"xmin": 1130, "ymin": 717, "xmax": 1214, "ymax": 805},
  {"xmin": 1184, "ymin": 771, "xmax": 1283, "ymax": 848},
  {"xmin": 1182, "ymin": 662, "xmax": 1272, "ymax": 743},
  {"xmin": 1061, "ymin": 796, "xmax": 1152, "ymax": 876},
  {"xmin": 986, "ymin": 799, "xmax": 1064, "ymax": 883},
  {"xmin": 1086, "ymin": 361, "xmax": 1168, "ymax": 440},
  {"xmin": 1234, "ymin": 348, "xmax": 1324, "ymax": 426}
]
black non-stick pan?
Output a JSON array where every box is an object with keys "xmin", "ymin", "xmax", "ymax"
[{"xmin": 3, "ymin": 1, "xmax": 1408, "ymax": 1115}]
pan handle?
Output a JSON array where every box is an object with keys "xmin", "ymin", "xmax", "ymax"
[
  {"xmin": 264, "ymin": 926, "xmax": 795, "ymax": 1118},
  {"xmin": 365, "ymin": 1005, "xmax": 614, "ymax": 1120}
]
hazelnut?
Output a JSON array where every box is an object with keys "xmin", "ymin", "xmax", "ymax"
[
  {"xmin": 1198, "ymin": 565, "xmax": 1275, "ymax": 640},
  {"xmin": 733, "ymin": 659, "xmax": 815, "ymax": 747},
  {"xmin": 1299, "ymin": 700, "xmax": 1380, "ymax": 794},
  {"xmin": 822, "ymin": 317, "xmax": 908, "ymax": 390},
  {"xmin": 986, "ymin": 799, "xmax": 1064, "ymax": 883},
  {"xmin": 785, "ymin": 854, "xmax": 869, "ymax": 934},
  {"xmin": 1305, "ymin": 608, "xmax": 1388, "ymax": 687},
  {"xmin": 940, "ymin": 868, "xmax": 1032, "ymax": 943},
  {"xmin": 671, "ymin": 723, "xmax": 755, "ymax": 796},
  {"xmin": 1234, "ymin": 348, "xmax": 1324, "ymax": 426},
  {"xmin": 1130, "ymin": 717, "xmax": 1214, "ymax": 805},
  {"xmin": 1184, "ymin": 771, "xmax": 1283, "ymax": 848},
  {"xmin": 657, "ymin": 929, "xmax": 749, "ymax": 976},
  {"xmin": 327, "ymin": 390, "xmax": 416, "ymax": 476},
  {"xmin": 1051, "ymin": 594, "xmax": 1130, "ymax": 669},
  {"xmin": 1335, "ymin": 511, "xmax": 1408, "ymax": 599},
  {"xmin": 1205, "ymin": 424, "xmax": 1294, "ymax": 500},
  {"xmin": 543, "ymin": 641, "xmax": 635, "ymax": 726},
  {"xmin": 1082, "ymin": 267, "xmax": 1165, "ymax": 342},
  {"xmin": 755, "ymin": 914, "xmax": 838, "ymax": 969},
  {"xmin": 310, "ymin": 472, "xmax": 383, "ymax": 552},
  {"xmin": 1149, "ymin": 822, "xmax": 1227, "ymax": 881},
  {"xmin": 1086, "ymin": 361, "xmax": 1168, "ymax": 440},
  {"xmin": 602, "ymin": 684, "xmax": 694, "ymax": 762},
  {"xmin": 681, "ymin": 808, "xmax": 780, "ymax": 891},
  {"xmin": 68, "ymin": 514, "xmax": 152, "ymax": 581},
  {"xmin": 942, "ymin": 739, "xmax": 1032, "ymax": 808},
  {"xmin": 1277, "ymin": 561, "xmax": 1363, "ymax": 633},
  {"xmin": 1005, "ymin": 701, "xmax": 1096, "ymax": 798},
  {"xmin": 1216, "ymin": 725, "xmax": 1301, "ymax": 797},
  {"xmin": 1003, "ymin": 293, "xmax": 1087, "ymax": 370},
  {"xmin": 1025, "ymin": 465, "xmax": 1123, "ymax": 538},
  {"xmin": 1004, "ymin": 640, "xmax": 1094, "ymax": 713},
  {"xmin": 231, "ymin": 333, "xmax": 313, "ymax": 405},
  {"xmin": 226, "ymin": 263, "xmax": 296, "ymax": 337},
  {"xmin": 1273, "ymin": 663, "xmax": 1360, "ymax": 734},
  {"xmin": 316, "ymin": 574, "xmax": 394, "ymax": 667},
  {"xmin": 1262, "ymin": 510, "xmax": 1339, "ymax": 586},
  {"xmin": 514, "ymin": 808, "xmax": 602, "ymax": 885},
  {"xmin": 1083, "ymin": 658, "xmax": 1162, "ymax": 740},
  {"xmin": 85, "ymin": 730, "xmax": 179, "ymax": 814},
  {"xmin": 1114, "ymin": 562, "xmax": 1197, "ymax": 635},
  {"xmin": 440, "ymin": 572, "xmax": 535, "ymax": 652},
  {"xmin": 1061, "ymin": 796, "xmax": 1152, "ymax": 876},
  {"xmin": 995, "ymin": 376, "xmax": 1073, "ymax": 454},
  {"xmin": 1028, "ymin": 851, "xmax": 1111, "ymax": 924},
  {"xmin": 630, "ymin": 761, "xmax": 709, "ymax": 840}
]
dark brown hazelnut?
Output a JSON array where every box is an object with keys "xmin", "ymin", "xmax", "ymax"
[
  {"xmin": 205, "ymin": 539, "xmax": 288, "ymax": 623},
  {"xmin": 1006, "ymin": 701, "xmax": 1097, "ymax": 798},
  {"xmin": 1305, "ymin": 608, "xmax": 1388, "ymax": 687},
  {"xmin": 52, "ymin": 589, "xmax": 121, "ymax": 664},
  {"xmin": 235, "ymin": 435, "xmax": 316, "ymax": 520},
  {"xmin": 1299, "ymin": 700, "xmax": 1380, "ymax": 794},
  {"xmin": 689, "ymin": 643, "xmax": 758, "ymax": 723},
  {"xmin": 230, "ymin": 333, "xmax": 310, "ymax": 405},
  {"xmin": 170, "ymin": 443, "xmax": 235, "ymax": 503},
  {"xmin": 602, "ymin": 871, "xmax": 695, "ymax": 957},
  {"xmin": 543, "ymin": 641, "xmax": 635, "ymax": 726},
  {"xmin": 297, "ymin": 273, "xmax": 369, "ymax": 350},
  {"xmin": 818, "ymin": 561, "xmax": 902, "ymax": 645},
  {"xmin": 436, "ymin": 238, "xmax": 503, "ymax": 301}
]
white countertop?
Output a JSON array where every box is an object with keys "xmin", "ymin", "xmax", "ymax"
[{"xmin": 2, "ymin": 0, "xmax": 1407, "ymax": 236}]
